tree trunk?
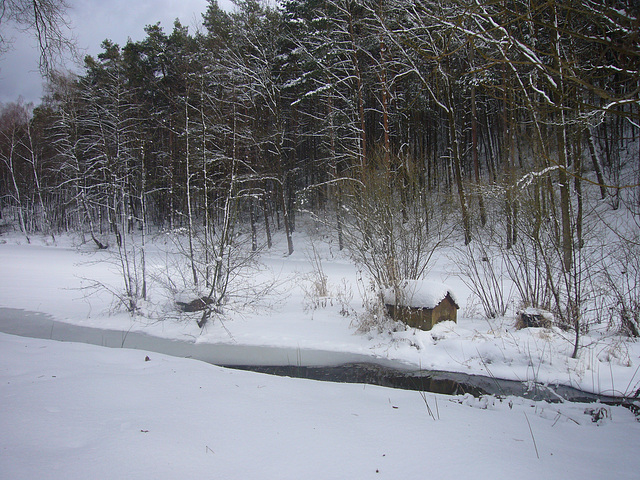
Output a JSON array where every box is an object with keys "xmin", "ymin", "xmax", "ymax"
[
  {"xmin": 446, "ymin": 84, "xmax": 471, "ymax": 245},
  {"xmin": 587, "ymin": 127, "xmax": 607, "ymax": 200},
  {"xmin": 348, "ymin": 10, "xmax": 367, "ymax": 176},
  {"xmin": 281, "ymin": 184, "xmax": 294, "ymax": 256},
  {"xmin": 471, "ymin": 80, "xmax": 486, "ymax": 227},
  {"xmin": 6, "ymin": 134, "xmax": 30, "ymax": 243},
  {"xmin": 262, "ymin": 193, "xmax": 272, "ymax": 249},
  {"xmin": 250, "ymin": 197, "xmax": 258, "ymax": 252},
  {"xmin": 184, "ymin": 95, "xmax": 199, "ymax": 287}
]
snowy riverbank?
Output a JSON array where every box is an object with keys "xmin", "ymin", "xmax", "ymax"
[
  {"xmin": 2, "ymin": 331, "xmax": 640, "ymax": 479},
  {"xmin": 2, "ymin": 231, "xmax": 640, "ymax": 478},
  {"xmin": 1, "ymin": 231, "xmax": 639, "ymax": 398}
]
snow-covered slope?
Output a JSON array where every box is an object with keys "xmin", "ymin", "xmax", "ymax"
[{"xmin": 1, "ymin": 332, "xmax": 639, "ymax": 480}]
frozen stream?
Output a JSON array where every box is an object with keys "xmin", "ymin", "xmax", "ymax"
[
  {"xmin": 0, "ymin": 307, "xmax": 626, "ymax": 404},
  {"xmin": 0, "ymin": 308, "xmax": 399, "ymax": 368}
]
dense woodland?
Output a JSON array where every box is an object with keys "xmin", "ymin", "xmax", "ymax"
[{"xmin": 1, "ymin": 0, "xmax": 639, "ymax": 342}]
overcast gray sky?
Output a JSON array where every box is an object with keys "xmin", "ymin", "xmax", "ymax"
[{"xmin": 0, "ymin": 0, "xmax": 234, "ymax": 105}]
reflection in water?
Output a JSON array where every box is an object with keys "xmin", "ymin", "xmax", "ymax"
[
  {"xmin": 225, "ymin": 363, "xmax": 624, "ymax": 403},
  {"xmin": 228, "ymin": 363, "xmax": 484, "ymax": 396}
]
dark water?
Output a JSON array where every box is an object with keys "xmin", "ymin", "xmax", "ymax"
[
  {"xmin": 0, "ymin": 307, "xmax": 635, "ymax": 407},
  {"xmin": 225, "ymin": 363, "xmax": 627, "ymax": 404}
]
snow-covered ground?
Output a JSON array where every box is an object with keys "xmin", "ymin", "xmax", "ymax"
[
  {"xmin": 2, "ymin": 331, "xmax": 639, "ymax": 479},
  {"xmin": 1, "ymin": 228, "xmax": 639, "ymax": 478},
  {"xmin": 1, "ymin": 228, "xmax": 639, "ymax": 397}
]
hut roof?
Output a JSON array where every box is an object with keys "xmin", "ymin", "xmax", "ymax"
[{"xmin": 382, "ymin": 279, "xmax": 458, "ymax": 309}]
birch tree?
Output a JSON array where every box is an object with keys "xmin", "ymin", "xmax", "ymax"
[
  {"xmin": 79, "ymin": 41, "xmax": 147, "ymax": 311},
  {"xmin": 0, "ymin": 101, "xmax": 31, "ymax": 241}
]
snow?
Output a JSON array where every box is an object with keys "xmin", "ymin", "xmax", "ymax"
[
  {"xmin": 0, "ymin": 229, "xmax": 639, "ymax": 397},
  {"xmin": 1, "ymin": 332, "xmax": 639, "ymax": 479},
  {"xmin": 1, "ymin": 228, "xmax": 640, "ymax": 477},
  {"xmin": 381, "ymin": 279, "xmax": 457, "ymax": 309}
]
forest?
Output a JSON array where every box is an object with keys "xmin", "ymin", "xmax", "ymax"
[{"xmin": 1, "ymin": 0, "xmax": 639, "ymax": 343}]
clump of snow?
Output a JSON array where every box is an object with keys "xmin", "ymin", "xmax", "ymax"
[
  {"xmin": 382, "ymin": 279, "xmax": 457, "ymax": 309},
  {"xmin": 521, "ymin": 306, "xmax": 551, "ymax": 317}
]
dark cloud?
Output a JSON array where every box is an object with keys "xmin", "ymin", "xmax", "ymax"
[{"xmin": 0, "ymin": 0, "xmax": 231, "ymax": 105}]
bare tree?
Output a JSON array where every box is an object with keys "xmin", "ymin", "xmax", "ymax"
[
  {"xmin": 0, "ymin": 100, "xmax": 31, "ymax": 241},
  {"xmin": 77, "ymin": 42, "xmax": 148, "ymax": 312},
  {"xmin": 45, "ymin": 71, "xmax": 110, "ymax": 248},
  {"xmin": 0, "ymin": 0, "xmax": 75, "ymax": 76},
  {"xmin": 381, "ymin": 0, "xmax": 474, "ymax": 244},
  {"xmin": 227, "ymin": 1, "xmax": 295, "ymax": 254},
  {"xmin": 339, "ymin": 156, "xmax": 455, "ymax": 323}
]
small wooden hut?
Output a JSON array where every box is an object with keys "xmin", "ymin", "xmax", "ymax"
[{"xmin": 383, "ymin": 280, "xmax": 459, "ymax": 331}]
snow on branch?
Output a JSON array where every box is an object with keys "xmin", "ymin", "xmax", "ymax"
[{"xmin": 516, "ymin": 166, "xmax": 560, "ymax": 189}]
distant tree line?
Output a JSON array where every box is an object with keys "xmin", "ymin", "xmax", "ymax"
[{"xmin": 1, "ymin": 0, "xmax": 639, "ymax": 338}]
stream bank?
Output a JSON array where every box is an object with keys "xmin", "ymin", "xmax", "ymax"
[{"xmin": 0, "ymin": 307, "xmax": 633, "ymax": 406}]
